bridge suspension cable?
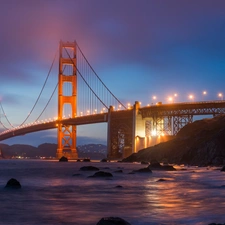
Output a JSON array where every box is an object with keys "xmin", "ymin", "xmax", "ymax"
[
  {"xmin": 19, "ymin": 50, "xmax": 58, "ymax": 126},
  {"xmin": 0, "ymin": 119, "xmax": 8, "ymax": 130},
  {"xmin": 61, "ymin": 42, "xmax": 127, "ymax": 117},
  {"xmin": 76, "ymin": 41, "xmax": 127, "ymax": 110},
  {"xmin": 0, "ymin": 102, "xmax": 14, "ymax": 129},
  {"xmin": 64, "ymin": 46, "xmax": 109, "ymax": 110},
  {"xmin": 34, "ymin": 82, "xmax": 58, "ymax": 122},
  {"xmin": 34, "ymin": 62, "xmax": 74, "ymax": 121}
]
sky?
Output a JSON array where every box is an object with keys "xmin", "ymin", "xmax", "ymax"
[{"xmin": 0, "ymin": 0, "xmax": 225, "ymax": 146}]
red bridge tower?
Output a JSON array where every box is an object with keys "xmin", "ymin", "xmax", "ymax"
[{"xmin": 56, "ymin": 41, "xmax": 78, "ymax": 159}]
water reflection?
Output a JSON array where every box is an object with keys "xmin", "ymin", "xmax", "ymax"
[
  {"xmin": 0, "ymin": 160, "xmax": 225, "ymax": 225},
  {"xmin": 143, "ymin": 168, "xmax": 225, "ymax": 224}
]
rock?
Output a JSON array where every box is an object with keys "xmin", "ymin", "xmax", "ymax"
[
  {"xmin": 72, "ymin": 173, "xmax": 81, "ymax": 176},
  {"xmin": 101, "ymin": 158, "xmax": 108, "ymax": 162},
  {"xmin": 148, "ymin": 160, "xmax": 176, "ymax": 171},
  {"xmin": 114, "ymin": 170, "xmax": 123, "ymax": 173},
  {"xmin": 96, "ymin": 217, "xmax": 131, "ymax": 225},
  {"xmin": 83, "ymin": 158, "xmax": 91, "ymax": 162},
  {"xmin": 59, "ymin": 156, "xmax": 68, "ymax": 162},
  {"xmin": 5, "ymin": 178, "xmax": 21, "ymax": 189},
  {"xmin": 157, "ymin": 178, "xmax": 167, "ymax": 182},
  {"xmin": 102, "ymin": 167, "xmax": 110, "ymax": 170},
  {"xmin": 208, "ymin": 223, "xmax": 225, "ymax": 225},
  {"xmin": 89, "ymin": 171, "xmax": 113, "ymax": 178},
  {"xmin": 158, "ymin": 165, "xmax": 176, "ymax": 171},
  {"xmin": 79, "ymin": 166, "xmax": 99, "ymax": 171},
  {"xmin": 123, "ymin": 115, "xmax": 225, "ymax": 167},
  {"xmin": 133, "ymin": 167, "xmax": 152, "ymax": 173},
  {"xmin": 220, "ymin": 166, "xmax": 225, "ymax": 171},
  {"xmin": 150, "ymin": 159, "xmax": 161, "ymax": 166}
]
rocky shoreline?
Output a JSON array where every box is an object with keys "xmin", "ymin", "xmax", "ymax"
[{"xmin": 123, "ymin": 115, "xmax": 225, "ymax": 167}]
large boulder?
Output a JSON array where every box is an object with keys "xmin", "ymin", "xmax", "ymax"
[
  {"xmin": 101, "ymin": 158, "xmax": 109, "ymax": 162},
  {"xmin": 83, "ymin": 158, "xmax": 91, "ymax": 162},
  {"xmin": 96, "ymin": 217, "xmax": 131, "ymax": 225},
  {"xmin": 220, "ymin": 166, "xmax": 225, "ymax": 171},
  {"xmin": 89, "ymin": 171, "xmax": 113, "ymax": 178},
  {"xmin": 79, "ymin": 166, "xmax": 99, "ymax": 171},
  {"xmin": 59, "ymin": 156, "xmax": 68, "ymax": 162},
  {"xmin": 132, "ymin": 167, "xmax": 152, "ymax": 173},
  {"xmin": 5, "ymin": 178, "xmax": 21, "ymax": 189},
  {"xmin": 148, "ymin": 160, "xmax": 176, "ymax": 171}
]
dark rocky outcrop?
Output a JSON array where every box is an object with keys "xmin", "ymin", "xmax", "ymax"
[
  {"xmin": 101, "ymin": 158, "xmax": 109, "ymax": 162},
  {"xmin": 220, "ymin": 166, "xmax": 225, "ymax": 171},
  {"xmin": 5, "ymin": 178, "xmax": 21, "ymax": 189},
  {"xmin": 96, "ymin": 217, "xmax": 131, "ymax": 225},
  {"xmin": 79, "ymin": 166, "xmax": 99, "ymax": 171},
  {"xmin": 157, "ymin": 178, "xmax": 167, "ymax": 182},
  {"xmin": 114, "ymin": 169, "xmax": 123, "ymax": 173},
  {"xmin": 133, "ymin": 167, "xmax": 152, "ymax": 173},
  {"xmin": 115, "ymin": 185, "xmax": 123, "ymax": 188},
  {"xmin": 123, "ymin": 115, "xmax": 225, "ymax": 166},
  {"xmin": 72, "ymin": 173, "xmax": 81, "ymax": 176},
  {"xmin": 208, "ymin": 223, "xmax": 225, "ymax": 225},
  {"xmin": 83, "ymin": 158, "xmax": 91, "ymax": 162},
  {"xmin": 148, "ymin": 160, "xmax": 176, "ymax": 171},
  {"xmin": 59, "ymin": 156, "xmax": 68, "ymax": 162},
  {"xmin": 89, "ymin": 171, "xmax": 113, "ymax": 178}
]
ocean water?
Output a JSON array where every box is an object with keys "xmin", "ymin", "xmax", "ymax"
[{"xmin": 0, "ymin": 159, "xmax": 224, "ymax": 225}]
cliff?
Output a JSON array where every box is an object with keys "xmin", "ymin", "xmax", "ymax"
[{"xmin": 123, "ymin": 115, "xmax": 225, "ymax": 166}]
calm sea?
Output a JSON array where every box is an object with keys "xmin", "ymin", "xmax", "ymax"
[{"xmin": 0, "ymin": 159, "xmax": 224, "ymax": 225}]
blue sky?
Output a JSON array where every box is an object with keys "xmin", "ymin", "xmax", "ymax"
[{"xmin": 0, "ymin": 0, "xmax": 225, "ymax": 146}]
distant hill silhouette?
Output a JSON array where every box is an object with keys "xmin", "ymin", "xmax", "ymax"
[
  {"xmin": 0, "ymin": 143, "xmax": 107, "ymax": 159},
  {"xmin": 123, "ymin": 115, "xmax": 225, "ymax": 166}
]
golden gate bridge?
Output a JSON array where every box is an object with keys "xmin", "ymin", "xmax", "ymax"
[{"xmin": 0, "ymin": 41, "xmax": 225, "ymax": 160}]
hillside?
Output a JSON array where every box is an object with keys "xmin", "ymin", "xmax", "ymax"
[
  {"xmin": 0, "ymin": 143, "xmax": 107, "ymax": 160},
  {"xmin": 123, "ymin": 115, "xmax": 225, "ymax": 166}
]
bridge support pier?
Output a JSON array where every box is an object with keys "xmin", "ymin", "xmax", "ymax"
[
  {"xmin": 107, "ymin": 105, "xmax": 133, "ymax": 160},
  {"xmin": 173, "ymin": 115, "xmax": 193, "ymax": 135}
]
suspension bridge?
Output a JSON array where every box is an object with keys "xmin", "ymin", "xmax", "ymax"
[{"xmin": 0, "ymin": 41, "xmax": 225, "ymax": 159}]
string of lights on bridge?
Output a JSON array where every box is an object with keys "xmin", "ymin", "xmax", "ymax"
[
  {"xmin": 138, "ymin": 91, "xmax": 224, "ymax": 107},
  {"xmin": 1, "ymin": 91, "xmax": 224, "ymax": 136}
]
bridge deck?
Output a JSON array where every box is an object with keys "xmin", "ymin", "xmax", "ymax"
[
  {"xmin": 1, "ymin": 101, "xmax": 225, "ymax": 141},
  {"xmin": 0, "ymin": 113, "xmax": 108, "ymax": 141},
  {"xmin": 140, "ymin": 101, "xmax": 225, "ymax": 117}
]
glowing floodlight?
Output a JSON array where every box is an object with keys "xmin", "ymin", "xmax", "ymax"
[{"xmin": 151, "ymin": 129, "xmax": 157, "ymax": 136}]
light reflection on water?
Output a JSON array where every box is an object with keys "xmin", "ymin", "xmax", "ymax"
[{"xmin": 0, "ymin": 160, "xmax": 224, "ymax": 225}]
